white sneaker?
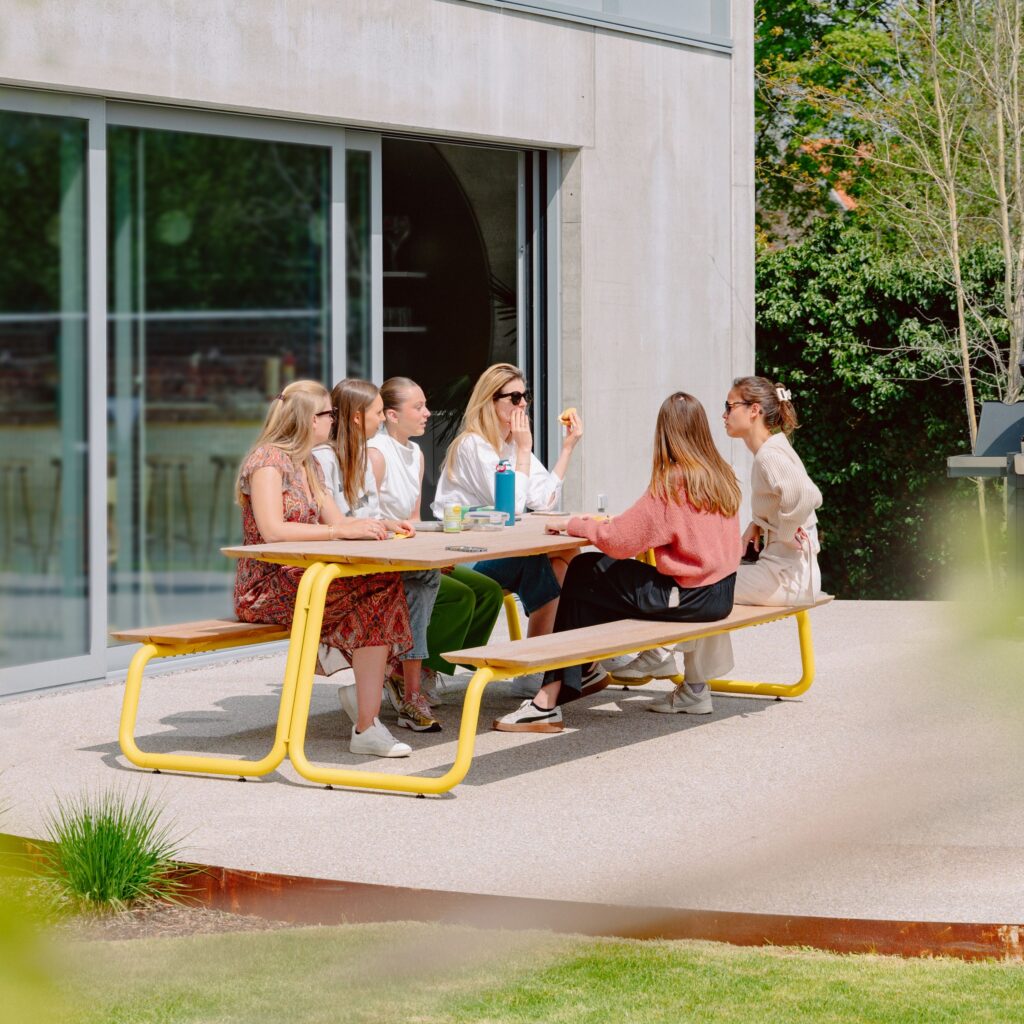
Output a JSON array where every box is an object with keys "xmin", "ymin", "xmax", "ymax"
[
  {"xmin": 648, "ymin": 682, "xmax": 713, "ymax": 715},
  {"xmin": 349, "ymin": 718, "xmax": 412, "ymax": 757},
  {"xmin": 421, "ymin": 668, "xmax": 452, "ymax": 707},
  {"xmin": 507, "ymin": 672, "xmax": 544, "ymax": 699},
  {"xmin": 338, "ymin": 684, "xmax": 358, "ymax": 725},
  {"xmin": 609, "ymin": 647, "xmax": 678, "ymax": 681},
  {"xmin": 599, "ymin": 653, "xmax": 638, "ymax": 673},
  {"xmin": 492, "ymin": 700, "xmax": 564, "ymax": 733}
]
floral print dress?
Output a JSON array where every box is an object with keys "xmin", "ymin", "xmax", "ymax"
[{"xmin": 233, "ymin": 445, "xmax": 411, "ymax": 674}]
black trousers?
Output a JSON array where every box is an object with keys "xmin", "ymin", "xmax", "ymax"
[{"xmin": 542, "ymin": 551, "xmax": 736, "ymax": 699}]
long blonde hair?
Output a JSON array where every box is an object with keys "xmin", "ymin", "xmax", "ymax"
[
  {"xmin": 236, "ymin": 379, "xmax": 330, "ymax": 506},
  {"xmin": 444, "ymin": 363, "xmax": 525, "ymax": 479},
  {"xmin": 649, "ymin": 392, "xmax": 741, "ymax": 516},
  {"xmin": 328, "ymin": 378, "xmax": 380, "ymax": 510}
]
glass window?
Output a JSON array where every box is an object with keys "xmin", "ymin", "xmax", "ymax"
[
  {"xmin": 106, "ymin": 126, "xmax": 330, "ymax": 636},
  {"xmin": 0, "ymin": 110, "xmax": 89, "ymax": 671},
  {"xmin": 461, "ymin": 1, "xmax": 730, "ymax": 46},
  {"xmin": 346, "ymin": 149, "xmax": 372, "ymax": 380}
]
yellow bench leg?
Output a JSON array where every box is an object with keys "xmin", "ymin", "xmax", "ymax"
[
  {"xmin": 707, "ymin": 609, "xmax": 816, "ymax": 698},
  {"xmin": 503, "ymin": 591, "xmax": 523, "ymax": 641},
  {"xmin": 286, "ymin": 563, "xmax": 505, "ymax": 794},
  {"xmin": 117, "ymin": 562, "xmax": 327, "ymax": 777}
]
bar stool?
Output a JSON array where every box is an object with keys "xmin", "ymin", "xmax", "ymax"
[
  {"xmin": 0, "ymin": 459, "xmax": 38, "ymax": 570},
  {"xmin": 144, "ymin": 454, "xmax": 196, "ymax": 564},
  {"xmin": 205, "ymin": 454, "xmax": 241, "ymax": 568}
]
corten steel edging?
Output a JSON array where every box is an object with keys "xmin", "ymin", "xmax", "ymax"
[
  {"xmin": 177, "ymin": 862, "xmax": 1024, "ymax": 963},
  {"xmin": 3, "ymin": 836, "xmax": 1020, "ymax": 961}
]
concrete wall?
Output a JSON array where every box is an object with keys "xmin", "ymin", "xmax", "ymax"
[{"xmin": 1, "ymin": 0, "xmax": 754, "ymax": 516}]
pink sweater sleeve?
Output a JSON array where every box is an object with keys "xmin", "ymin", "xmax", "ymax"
[{"xmin": 567, "ymin": 493, "xmax": 670, "ymax": 558}]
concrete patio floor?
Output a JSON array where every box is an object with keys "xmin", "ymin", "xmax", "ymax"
[{"xmin": 2, "ymin": 600, "xmax": 1022, "ymax": 925}]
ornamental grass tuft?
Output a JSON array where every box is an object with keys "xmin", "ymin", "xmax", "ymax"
[{"xmin": 42, "ymin": 787, "xmax": 192, "ymax": 911}]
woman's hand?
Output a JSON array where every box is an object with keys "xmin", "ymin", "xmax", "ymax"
[
  {"xmin": 781, "ymin": 526, "xmax": 809, "ymax": 551},
  {"xmin": 742, "ymin": 522, "xmax": 762, "ymax": 547},
  {"xmin": 332, "ymin": 518, "xmax": 388, "ymax": 541},
  {"xmin": 561, "ymin": 409, "xmax": 583, "ymax": 451},
  {"xmin": 544, "ymin": 517, "xmax": 571, "ymax": 534},
  {"xmin": 509, "ymin": 406, "xmax": 533, "ymax": 453},
  {"xmin": 386, "ymin": 518, "xmax": 416, "ymax": 537}
]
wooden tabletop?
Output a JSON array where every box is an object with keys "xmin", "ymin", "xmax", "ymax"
[{"xmin": 222, "ymin": 516, "xmax": 587, "ymax": 569}]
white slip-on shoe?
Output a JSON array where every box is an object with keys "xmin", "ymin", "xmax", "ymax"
[
  {"xmin": 349, "ymin": 718, "xmax": 413, "ymax": 757},
  {"xmin": 506, "ymin": 672, "xmax": 544, "ymax": 699},
  {"xmin": 647, "ymin": 682, "xmax": 713, "ymax": 715},
  {"xmin": 338, "ymin": 684, "xmax": 359, "ymax": 726},
  {"xmin": 609, "ymin": 647, "xmax": 678, "ymax": 681},
  {"xmin": 492, "ymin": 700, "xmax": 564, "ymax": 733}
]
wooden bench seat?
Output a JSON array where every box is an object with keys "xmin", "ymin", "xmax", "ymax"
[
  {"xmin": 446, "ymin": 597, "xmax": 833, "ymax": 698},
  {"xmin": 111, "ymin": 618, "xmax": 289, "ymax": 647}
]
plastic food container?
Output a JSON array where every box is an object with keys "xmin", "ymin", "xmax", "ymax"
[{"xmin": 463, "ymin": 510, "xmax": 509, "ymax": 531}]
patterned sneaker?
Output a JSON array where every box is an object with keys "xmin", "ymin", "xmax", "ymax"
[
  {"xmin": 647, "ymin": 681, "xmax": 713, "ymax": 715},
  {"xmin": 609, "ymin": 647, "xmax": 678, "ymax": 681},
  {"xmin": 397, "ymin": 693, "xmax": 442, "ymax": 732},
  {"xmin": 492, "ymin": 700, "xmax": 564, "ymax": 733},
  {"xmin": 383, "ymin": 674, "xmax": 405, "ymax": 715}
]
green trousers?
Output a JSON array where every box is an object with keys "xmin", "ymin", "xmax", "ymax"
[{"xmin": 425, "ymin": 564, "xmax": 505, "ymax": 674}]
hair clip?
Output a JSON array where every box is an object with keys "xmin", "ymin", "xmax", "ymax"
[{"xmin": 775, "ymin": 387, "xmax": 792, "ymax": 402}]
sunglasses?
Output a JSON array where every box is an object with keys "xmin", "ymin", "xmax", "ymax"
[
  {"xmin": 315, "ymin": 408, "xmax": 338, "ymax": 421},
  {"xmin": 493, "ymin": 389, "xmax": 532, "ymax": 406},
  {"xmin": 724, "ymin": 400, "xmax": 752, "ymax": 413}
]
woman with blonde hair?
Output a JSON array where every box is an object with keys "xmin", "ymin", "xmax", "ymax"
[
  {"xmin": 312, "ymin": 378, "xmax": 442, "ymax": 734},
  {"xmin": 234, "ymin": 379, "xmax": 414, "ymax": 759},
  {"xmin": 493, "ymin": 392, "xmax": 742, "ymax": 733},
  {"xmin": 432, "ymin": 363, "xmax": 583, "ymax": 645}
]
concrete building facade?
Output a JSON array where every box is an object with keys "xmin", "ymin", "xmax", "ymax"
[{"xmin": 0, "ymin": 0, "xmax": 753, "ymax": 695}]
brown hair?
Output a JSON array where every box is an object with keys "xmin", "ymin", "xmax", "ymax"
[
  {"xmin": 236, "ymin": 379, "xmax": 330, "ymax": 506},
  {"xmin": 328, "ymin": 378, "xmax": 380, "ymax": 509},
  {"xmin": 380, "ymin": 376, "xmax": 419, "ymax": 413},
  {"xmin": 732, "ymin": 376, "xmax": 799, "ymax": 436},
  {"xmin": 444, "ymin": 363, "xmax": 526, "ymax": 479},
  {"xmin": 649, "ymin": 392, "xmax": 741, "ymax": 517}
]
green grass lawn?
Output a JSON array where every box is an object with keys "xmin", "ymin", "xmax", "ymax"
[{"xmin": 43, "ymin": 922, "xmax": 1024, "ymax": 1024}]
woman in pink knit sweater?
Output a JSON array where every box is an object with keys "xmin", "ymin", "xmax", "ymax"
[{"xmin": 493, "ymin": 392, "xmax": 742, "ymax": 734}]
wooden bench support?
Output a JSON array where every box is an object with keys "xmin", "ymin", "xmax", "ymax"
[{"xmin": 113, "ymin": 561, "xmax": 326, "ymax": 778}]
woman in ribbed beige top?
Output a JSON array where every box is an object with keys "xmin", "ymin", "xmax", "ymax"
[{"xmin": 724, "ymin": 376, "xmax": 823, "ymax": 605}]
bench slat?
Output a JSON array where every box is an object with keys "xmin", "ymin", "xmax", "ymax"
[
  {"xmin": 444, "ymin": 598, "xmax": 832, "ymax": 670},
  {"xmin": 110, "ymin": 619, "xmax": 290, "ymax": 646}
]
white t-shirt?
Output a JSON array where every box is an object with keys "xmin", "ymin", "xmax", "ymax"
[
  {"xmin": 431, "ymin": 433, "xmax": 562, "ymax": 519},
  {"xmin": 311, "ymin": 444, "xmax": 381, "ymax": 519},
  {"xmin": 367, "ymin": 430, "xmax": 423, "ymax": 521}
]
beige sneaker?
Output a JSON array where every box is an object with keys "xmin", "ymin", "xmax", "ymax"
[
  {"xmin": 397, "ymin": 693, "xmax": 442, "ymax": 732},
  {"xmin": 648, "ymin": 682, "xmax": 713, "ymax": 715},
  {"xmin": 349, "ymin": 718, "xmax": 412, "ymax": 757}
]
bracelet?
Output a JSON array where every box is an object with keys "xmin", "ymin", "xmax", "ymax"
[{"xmin": 327, "ymin": 524, "xmax": 336, "ymax": 541}]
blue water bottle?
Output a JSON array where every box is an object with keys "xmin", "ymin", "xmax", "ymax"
[{"xmin": 494, "ymin": 459, "xmax": 516, "ymax": 528}]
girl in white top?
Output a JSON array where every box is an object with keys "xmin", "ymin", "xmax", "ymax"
[
  {"xmin": 369, "ymin": 376, "xmax": 505, "ymax": 685},
  {"xmin": 313, "ymin": 378, "xmax": 442, "ymax": 735},
  {"xmin": 433, "ymin": 363, "xmax": 583, "ymax": 638}
]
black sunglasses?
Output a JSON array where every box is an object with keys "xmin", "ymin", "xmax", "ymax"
[
  {"xmin": 724, "ymin": 400, "xmax": 752, "ymax": 413},
  {"xmin": 494, "ymin": 389, "xmax": 532, "ymax": 406},
  {"xmin": 315, "ymin": 408, "xmax": 338, "ymax": 421}
]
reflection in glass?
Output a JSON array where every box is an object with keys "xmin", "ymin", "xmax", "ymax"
[
  {"xmin": 0, "ymin": 110, "xmax": 89, "ymax": 670},
  {"xmin": 346, "ymin": 149, "xmax": 372, "ymax": 380},
  {"xmin": 106, "ymin": 127, "xmax": 330, "ymax": 635}
]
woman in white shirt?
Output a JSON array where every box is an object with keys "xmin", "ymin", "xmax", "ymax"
[
  {"xmin": 368, "ymin": 377, "xmax": 504, "ymax": 688},
  {"xmin": 433, "ymin": 363, "xmax": 583, "ymax": 639},
  {"xmin": 313, "ymin": 378, "xmax": 441, "ymax": 735}
]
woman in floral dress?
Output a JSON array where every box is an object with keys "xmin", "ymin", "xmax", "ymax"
[{"xmin": 234, "ymin": 379, "xmax": 415, "ymax": 758}]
